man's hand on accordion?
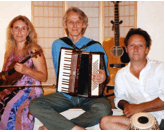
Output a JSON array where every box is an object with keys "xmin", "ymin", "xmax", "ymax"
[{"xmin": 92, "ymin": 69, "xmax": 106, "ymax": 84}]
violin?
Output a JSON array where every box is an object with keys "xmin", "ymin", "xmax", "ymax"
[{"xmin": 0, "ymin": 49, "xmax": 42, "ymax": 86}]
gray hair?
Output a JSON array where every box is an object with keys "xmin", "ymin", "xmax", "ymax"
[{"xmin": 63, "ymin": 7, "xmax": 88, "ymax": 35}]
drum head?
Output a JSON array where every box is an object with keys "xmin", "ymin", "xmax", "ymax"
[{"xmin": 129, "ymin": 112, "xmax": 158, "ymax": 130}]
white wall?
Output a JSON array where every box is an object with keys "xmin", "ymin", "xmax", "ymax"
[
  {"xmin": 137, "ymin": 1, "xmax": 164, "ymax": 62},
  {"xmin": 0, "ymin": 1, "xmax": 164, "ymax": 71},
  {"xmin": 0, "ymin": 1, "xmax": 31, "ymax": 71}
]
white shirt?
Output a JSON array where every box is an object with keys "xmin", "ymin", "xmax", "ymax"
[{"xmin": 114, "ymin": 58, "xmax": 164, "ymax": 124}]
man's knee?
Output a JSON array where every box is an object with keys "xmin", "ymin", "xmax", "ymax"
[
  {"xmin": 29, "ymin": 97, "xmax": 41, "ymax": 116},
  {"xmin": 92, "ymin": 99, "xmax": 112, "ymax": 117},
  {"xmin": 100, "ymin": 115, "xmax": 111, "ymax": 130},
  {"xmin": 29, "ymin": 99, "xmax": 35, "ymax": 113}
]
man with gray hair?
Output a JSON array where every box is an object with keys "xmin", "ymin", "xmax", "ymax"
[{"xmin": 29, "ymin": 7, "xmax": 112, "ymax": 130}]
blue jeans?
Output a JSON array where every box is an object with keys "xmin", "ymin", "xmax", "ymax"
[
  {"xmin": 160, "ymin": 119, "xmax": 164, "ymax": 130},
  {"xmin": 29, "ymin": 92, "xmax": 112, "ymax": 130}
]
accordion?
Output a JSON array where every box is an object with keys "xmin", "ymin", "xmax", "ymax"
[{"xmin": 57, "ymin": 47, "xmax": 106, "ymax": 97}]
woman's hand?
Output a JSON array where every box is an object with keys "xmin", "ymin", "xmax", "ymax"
[
  {"xmin": 92, "ymin": 69, "xmax": 106, "ymax": 84},
  {"xmin": 14, "ymin": 62, "xmax": 29, "ymax": 74}
]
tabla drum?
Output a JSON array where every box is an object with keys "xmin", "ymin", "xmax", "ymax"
[{"xmin": 128, "ymin": 112, "xmax": 160, "ymax": 130}]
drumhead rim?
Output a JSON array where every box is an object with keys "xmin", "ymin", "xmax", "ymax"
[{"xmin": 130, "ymin": 112, "xmax": 156, "ymax": 129}]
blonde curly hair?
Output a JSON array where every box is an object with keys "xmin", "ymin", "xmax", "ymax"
[{"xmin": 5, "ymin": 15, "xmax": 38, "ymax": 59}]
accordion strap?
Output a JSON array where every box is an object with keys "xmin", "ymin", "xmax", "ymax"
[
  {"xmin": 60, "ymin": 37, "xmax": 101, "ymax": 51},
  {"xmin": 59, "ymin": 37, "xmax": 110, "ymax": 97},
  {"xmin": 60, "ymin": 36, "xmax": 109, "ymax": 81}
]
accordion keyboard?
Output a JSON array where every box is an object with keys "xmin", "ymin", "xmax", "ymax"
[{"xmin": 57, "ymin": 48, "xmax": 73, "ymax": 93}]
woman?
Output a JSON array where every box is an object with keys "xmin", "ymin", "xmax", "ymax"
[{"xmin": 0, "ymin": 15, "xmax": 47, "ymax": 130}]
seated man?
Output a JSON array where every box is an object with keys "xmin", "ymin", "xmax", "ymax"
[
  {"xmin": 29, "ymin": 7, "xmax": 112, "ymax": 130},
  {"xmin": 100, "ymin": 28, "xmax": 164, "ymax": 130}
]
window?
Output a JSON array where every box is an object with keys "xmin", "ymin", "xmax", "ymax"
[{"xmin": 31, "ymin": 1, "xmax": 137, "ymax": 86}]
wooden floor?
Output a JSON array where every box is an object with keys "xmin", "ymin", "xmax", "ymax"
[
  {"xmin": 104, "ymin": 85, "xmax": 116, "ymax": 109},
  {"xmin": 43, "ymin": 87, "xmax": 55, "ymax": 95},
  {"xmin": 108, "ymin": 97, "xmax": 115, "ymax": 109}
]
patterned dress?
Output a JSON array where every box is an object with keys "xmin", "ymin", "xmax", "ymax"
[{"xmin": 0, "ymin": 46, "xmax": 43, "ymax": 130}]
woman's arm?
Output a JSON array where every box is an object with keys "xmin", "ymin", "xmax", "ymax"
[{"xmin": 14, "ymin": 45, "xmax": 48, "ymax": 82}]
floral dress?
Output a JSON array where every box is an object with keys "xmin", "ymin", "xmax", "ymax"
[{"xmin": 0, "ymin": 46, "xmax": 43, "ymax": 130}]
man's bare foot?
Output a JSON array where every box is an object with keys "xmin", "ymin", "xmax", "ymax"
[
  {"xmin": 38, "ymin": 125, "xmax": 48, "ymax": 130},
  {"xmin": 71, "ymin": 125, "xmax": 86, "ymax": 130},
  {"xmin": 38, "ymin": 125, "xmax": 85, "ymax": 130}
]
